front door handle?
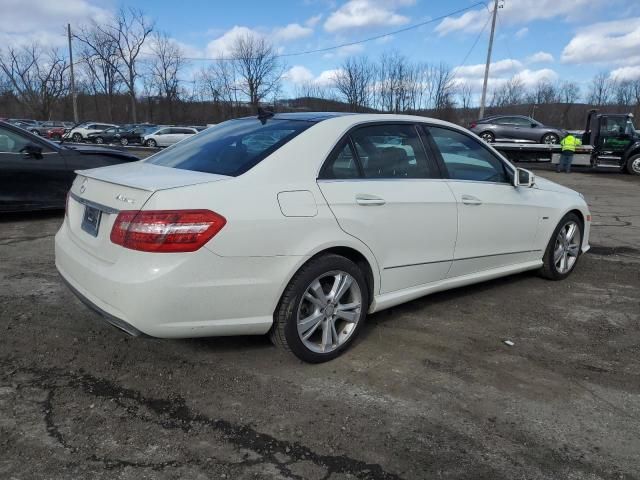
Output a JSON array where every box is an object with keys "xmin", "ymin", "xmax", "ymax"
[
  {"xmin": 461, "ymin": 194, "xmax": 482, "ymax": 205},
  {"xmin": 355, "ymin": 194, "xmax": 386, "ymax": 206}
]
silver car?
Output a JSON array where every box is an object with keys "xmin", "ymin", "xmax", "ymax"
[
  {"xmin": 143, "ymin": 127, "xmax": 198, "ymax": 147},
  {"xmin": 469, "ymin": 115, "xmax": 565, "ymax": 144}
]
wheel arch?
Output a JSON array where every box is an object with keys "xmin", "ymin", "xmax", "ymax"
[{"xmin": 273, "ymin": 242, "xmax": 381, "ymax": 316}]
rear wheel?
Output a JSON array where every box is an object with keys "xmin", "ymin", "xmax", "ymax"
[
  {"xmin": 480, "ymin": 131, "xmax": 495, "ymax": 143},
  {"xmin": 539, "ymin": 213, "xmax": 583, "ymax": 280},
  {"xmin": 626, "ymin": 154, "xmax": 640, "ymax": 175},
  {"xmin": 145, "ymin": 139, "xmax": 157, "ymax": 147},
  {"xmin": 94, "ymin": 136, "xmax": 104, "ymax": 144},
  {"xmin": 31, "ymin": 129, "xmax": 40, "ymax": 136},
  {"xmin": 120, "ymin": 137, "xmax": 129, "ymax": 146},
  {"xmin": 72, "ymin": 132, "xmax": 82, "ymax": 143},
  {"xmin": 542, "ymin": 133, "xmax": 559, "ymax": 144},
  {"xmin": 270, "ymin": 254, "xmax": 369, "ymax": 363}
]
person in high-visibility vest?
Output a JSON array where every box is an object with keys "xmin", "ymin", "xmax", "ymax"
[{"xmin": 558, "ymin": 134, "xmax": 582, "ymax": 173}]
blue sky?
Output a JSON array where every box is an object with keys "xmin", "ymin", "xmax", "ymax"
[{"xmin": 3, "ymin": 0, "xmax": 640, "ymax": 102}]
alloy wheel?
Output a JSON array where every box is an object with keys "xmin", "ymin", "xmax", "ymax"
[
  {"xmin": 480, "ymin": 132, "xmax": 494, "ymax": 143},
  {"xmin": 543, "ymin": 134, "xmax": 558, "ymax": 144},
  {"xmin": 553, "ymin": 220, "xmax": 581, "ymax": 274},
  {"xmin": 631, "ymin": 157, "xmax": 640, "ymax": 174},
  {"xmin": 297, "ymin": 271, "xmax": 362, "ymax": 354}
]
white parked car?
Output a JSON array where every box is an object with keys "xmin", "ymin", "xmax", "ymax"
[
  {"xmin": 68, "ymin": 122, "xmax": 117, "ymax": 143},
  {"xmin": 55, "ymin": 113, "xmax": 591, "ymax": 362},
  {"xmin": 143, "ymin": 126, "xmax": 198, "ymax": 147}
]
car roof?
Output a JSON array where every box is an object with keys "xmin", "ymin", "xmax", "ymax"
[{"xmin": 237, "ymin": 112, "xmax": 356, "ymax": 122}]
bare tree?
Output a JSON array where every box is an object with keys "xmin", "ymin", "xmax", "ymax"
[
  {"xmin": 431, "ymin": 63, "xmax": 456, "ymax": 112},
  {"xmin": 77, "ymin": 7, "xmax": 154, "ymax": 122},
  {"xmin": 527, "ymin": 81, "xmax": 558, "ymax": 105},
  {"xmin": 457, "ymin": 82, "xmax": 474, "ymax": 110},
  {"xmin": 75, "ymin": 26, "xmax": 122, "ymax": 121},
  {"xmin": 0, "ymin": 44, "xmax": 69, "ymax": 119},
  {"xmin": 376, "ymin": 52, "xmax": 419, "ymax": 113},
  {"xmin": 230, "ymin": 33, "xmax": 284, "ymax": 107},
  {"xmin": 147, "ymin": 31, "xmax": 187, "ymax": 118},
  {"xmin": 587, "ymin": 71, "xmax": 614, "ymax": 106},
  {"xmin": 197, "ymin": 58, "xmax": 240, "ymax": 118},
  {"xmin": 334, "ymin": 56, "xmax": 375, "ymax": 112},
  {"xmin": 491, "ymin": 76, "xmax": 524, "ymax": 107},
  {"xmin": 558, "ymin": 81, "xmax": 580, "ymax": 104},
  {"xmin": 612, "ymin": 79, "xmax": 634, "ymax": 106}
]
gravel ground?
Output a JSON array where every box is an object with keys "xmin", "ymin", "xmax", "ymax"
[{"xmin": 0, "ymin": 168, "xmax": 639, "ymax": 479}]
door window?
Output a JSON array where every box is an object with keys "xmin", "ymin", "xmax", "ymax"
[
  {"xmin": 0, "ymin": 127, "xmax": 32, "ymax": 153},
  {"xmin": 351, "ymin": 124, "xmax": 437, "ymax": 179},
  {"xmin": 428, "ymin": 126, "xmax": 510, "ymax": 183}
]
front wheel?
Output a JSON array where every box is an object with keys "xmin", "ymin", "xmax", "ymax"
[
  {"xmin": 72, "ymin": 133, "xmax": 82, "ymax": 143},
  {"xmin": 539, "ymin": 213, "xmax": 583, "ymax": 280},
  {"xmin": 94, "ymin": 137, "xmax": 104, "ymax": 144},
  {"xmin": 542, "ymin": 133, "xmax": 559, "ymax": 144},
  {"xmin": 145, "ymin": 139, "xmax": 157, "ymax": 147},
  {"xmin": 120, "ymin": 137, "xmax": 129, "ymax": 146},
  {"xmin": 270, "ymin": 254, "xmax": 369, "ymax": 363},
  {"xmin": 31, "ymin": 130, "xmax": 40, "ymax": 136},
  {"xmin": 626, "ymin": 154, "xmax": 640, "ymax": 175},
  {"xmin": 480, "ymin": 131, "xmax": 495, "ymax": 143}
]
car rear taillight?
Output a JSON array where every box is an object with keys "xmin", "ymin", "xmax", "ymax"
[
  {"xmin": 110, "ymin": 209, "xmax": 226, "ymax": 253},
  {"xmin": 470, "ymin": 122, "xmax": 477, "ymax": 128}
]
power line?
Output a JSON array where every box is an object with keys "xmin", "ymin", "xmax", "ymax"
[
  {"xmin": 456, "ymin": 11, "xmax": 492, "ymax": 70},
  {"xmin": 136, "ymin": 2, "xmax": 487, "ymax": 62}
]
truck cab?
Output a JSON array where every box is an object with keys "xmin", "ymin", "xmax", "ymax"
[{"xmin": 583, "ymin": 110, "xmax": 640, "ymax": 174}]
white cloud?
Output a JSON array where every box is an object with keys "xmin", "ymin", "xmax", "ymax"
[
  {"xmin": 610, "ymin": 65, "xmax": 640, "ymax": 81},
  {"xmin": 324, "ymin": 0, "xmax": 414, "ymax": 32},
  {"xmin": 206, "ymin": 26, "xmax": 261, "ymax": 57},
  {"xmin": 273, "ymin": 23, "xmax": 314, "ymax": 42},
  {"xmin": 454, "ymin": 58, "xmax": 556, "ymax": 92},
  {"xmin": 561, "ymin": 17, "xmax": 640, "ymax": 65},
  {"xmin": 305, "ymin": 14, "xmax": 323, "ymax": 28},
  {"xmin": 515, "ymin": 27, "xmax": 529, "ymax": 39},
  {"xmin": 0, "ymin": 0, "xmax": 111, "ymax": 48},
  {"xmin": 284, "ymin": 65, "xmax": 315, "ymax": 84},
  {"xmin": 284, "ymin": 66, "xmax": 342, "ymax": 87},
  {"xmin": 526, "ymin": 51, "xmax": 554, "ymax": 64},
  {"xmin": 436, "ymin": 0, "xmax": 607, "ymax": 36}
]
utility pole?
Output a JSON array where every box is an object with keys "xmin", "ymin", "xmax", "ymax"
[
  {"xmin": 67, "ymin": 24, "xmax": 78, "ymax": 123},
  {"xmin": 479, "ymin": 0, "xmax": 499, "ymax": 119}
]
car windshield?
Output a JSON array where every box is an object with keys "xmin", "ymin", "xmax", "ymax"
[{"xmin": 146, "ymin": 118, "xmax": 314, "ymax": 176}]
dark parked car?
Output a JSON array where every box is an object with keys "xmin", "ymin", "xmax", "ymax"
[
  {"xmin": 0, "ymin": 121, "xmax": 139, "ymax": 212},
  {"xmin": 86, "ymin": 126, "xmax": 149, "ymax": 146},
  {"xmin": 469, "ymin": 115, "xmax": 566, "ymax": 144}
]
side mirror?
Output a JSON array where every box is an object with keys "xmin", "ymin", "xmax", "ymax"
[
  {"xmin": 515, "ymin": 168, "xmax": 535, "ymax": 188},
  {"xmin": 20, "ymin": 143, "xmax": 43, "ymax": 159}
]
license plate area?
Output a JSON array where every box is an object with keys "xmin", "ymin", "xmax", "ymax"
[{"xmin": 81, "ymin": 205, "xmax": 102, "ymax": 237}]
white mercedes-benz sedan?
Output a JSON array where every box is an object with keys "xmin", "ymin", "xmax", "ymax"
[{"xmin": 55, "ymin": 112, "xmax": 591, "ymax": 362}]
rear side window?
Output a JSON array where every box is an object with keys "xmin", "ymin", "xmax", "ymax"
[
  {"xmin": 320, "ymin": 124, "xmax": 438, "ymax": 180},
  {"xmin": 428, "ymin": 126, "xmax": 510, "ymax": 183},
  {"xmin": 146, "ymin": 118, "xmax": 313, "ymax": 176}
]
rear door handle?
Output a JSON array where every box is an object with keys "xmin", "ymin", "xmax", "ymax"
[
  {"xmin": 461, "ymin": 195, "xmax": 482, "ymax": 205},
  {"xmin": 355, "ymin": 194, "xmax": 386, "ymax": 206}
]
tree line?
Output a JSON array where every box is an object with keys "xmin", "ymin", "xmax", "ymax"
[{"xmin": 1, "ymin": 7, "xmax": 640, "ymax": 129}]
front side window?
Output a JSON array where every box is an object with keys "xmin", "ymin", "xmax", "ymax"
[
  {"xmin": 146, "ymin": 118, "xmax": 313, "ymax": 176},
  {"xmin": 0, "ymin": 126, "xmax": 30, "ymax": 153},
  {"xmin": 428, "ymin": 126, "xmax": 510, "ymax": 183},
  {"xmin": 350, "ymin": 124, "xmax": 437, "ymax": 179}
]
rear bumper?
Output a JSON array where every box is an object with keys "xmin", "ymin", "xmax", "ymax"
[
  {"xmin": 55, "ymin": 222, "xmax": 304, "ymax": 338},
  {"xmin": 59, "ymin": 273, "xmax": 144, "ymax": 336}
]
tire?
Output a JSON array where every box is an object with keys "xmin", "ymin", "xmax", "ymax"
[
  {"xmin": 626, "ymin": 154, "xmax": 640, "ymax": 175},
  {"xmin": 480, "ymin": 131, "xmax": 495, "ymax": 143},
  {"xmin": 94, "ymin": 137, "xmax": 104, "ymax": 144},
  {"xmin": 72, "ymin": 133, "xmax": 82, "ymax": 143},
  {"xmin": 270, "ymin": 254, "xmax": 369, "ymax": 363},
  {"xmin": 542, "ymin": 133, "xmax": 559, "ymax": 145},
  {"xmin": 539, "ymin": 213, "xmax": 583, "ymax": 280},
  {"xmin": 120, "ymin": 137, "xmax": 129, "ymax": 146},
  {"xmin": 31, "ymin": 129, "xmax": 40, "ymax": 136},
  {"xmin": 145, "ymin": 139, "xmax": 157, "ymax": 147}
]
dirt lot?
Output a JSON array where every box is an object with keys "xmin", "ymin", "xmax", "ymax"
[{"xmin": 1, "ymin": 168, "xmax": 639, "ymax": 480}]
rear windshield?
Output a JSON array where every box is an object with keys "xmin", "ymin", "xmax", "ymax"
[{"xmin": 146, "ymin": 118, "xmax": 313, "ymax": 176}]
